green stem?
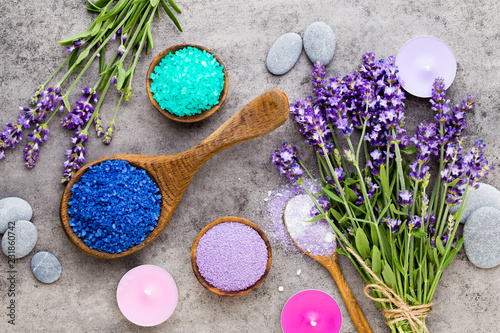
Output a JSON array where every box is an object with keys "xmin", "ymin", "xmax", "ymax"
[{"xmin": 43, "ymin": 54, "xmax": 71, "ymax": 87}]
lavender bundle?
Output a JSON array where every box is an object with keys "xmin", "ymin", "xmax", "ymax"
[
  {"xmin": 0, "ymin": 0, "xmax": 182, "ymax": 183},
  {"xmin": 271, "ymin": 54, "xmax": 493, "ymax": 333}
]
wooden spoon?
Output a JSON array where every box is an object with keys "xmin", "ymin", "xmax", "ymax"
[
  {"xmin": 284, "ymin": 198, "xmax": 373, "ymax": 333},
  {"xmin": 60, "ymin": 89, "xmax": 289, "ymax": 259}
]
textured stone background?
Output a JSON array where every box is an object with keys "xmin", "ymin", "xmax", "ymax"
[{"xmin": 1, "ymin": 0, "xmax": 499, "ymax": 332}]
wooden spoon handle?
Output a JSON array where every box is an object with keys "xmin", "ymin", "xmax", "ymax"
[
  {"xmin": 186, "ymin": 89, "xmax": 289, "ymax": 164},
  {"xmin": 326, "ymin": 260, "xmax": 373, "ymax": 333}
]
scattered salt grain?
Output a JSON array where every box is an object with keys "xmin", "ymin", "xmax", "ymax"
[
  {"xmin": 296, "ymin": 269, "xmax": 302, "ymax": 276},
  {"xmin": 278, "ymin": 286, "xmax": 284, "ymax": 292}
]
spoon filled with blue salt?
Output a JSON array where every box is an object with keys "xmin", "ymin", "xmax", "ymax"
[
  {"xmin": 284, "ymin": 194, "xmax": 373, "ymax": 333},
  {"xmin": 60, "ymin": 89, "xmax": 289, "ymax": 259}
]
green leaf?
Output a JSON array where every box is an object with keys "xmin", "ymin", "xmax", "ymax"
[
  {"xmin": 401, "ymin": 146, "xmax": 417, "ymax": 155},
  {"xmin": 371, "ymin": 245, "xmax": 382, "ymax": 276},
  {"xmin": 448, "ymin": 177, "xmax": 461, "ymax": 187},
  {"xmin": 443, "ymin": 248, "xmax": 459, "ymax": 269},
  {"xmin": 322, "ymin": 188, "xmax": 344, "ymax": 204},
  {"xmin": 160, "ymin": 0, "xmax": 182, "ymax": 31},
  {"xmin": 393, "ymin": 257, "xmax": 405, "ymax": 275},
  {"xmin": 454, "ymin": 237, "xmax": 464, "ymax": 252},
  {"xmin": 74, "ymin": 48, "xmax": 90, "ymax": 67},
  {"xmin": 382, "ymin": 264, "xmax": 397, "ymax": 289},
  {"xmin": 345, "ymin": 178, "xmax": 358, "ymax": 186},
  {"xmin": 62, "ymin": 95, "xmax": 71, "ymax": 112},
  {"xmin": 303, "ymin": 214, "xmax": 327, "ymax": 223},
  {"xmin": 428, "ymin": 262, "xmax": 435, "ymax": 281},
  {"xmin": 436, "ymin": 238, "xmax": 446, "ymax": 256},
  {"xmin": 168, "ymin": 0, "xmax": 182, "ymax": 13},
  {"xmin": 406, "ymin": 293, "xmax": 419, "ymax": 304},
  {"xmin": 116, "ymin": 63, "xmax": 127, "ymax": 90},
  {"xmin": 99, "ymin": 48, "xmax": 106, "ymax": 73},
  {"xmin": 68, "ymin": 48, "xmax": 79, "ymax": 70},
  {"xmin": 150, "ymin": 0, "xmax": 160, "ymax": 6},
  {"xmin": 329, "ymin": 208, "xmax": 343, "ymax": 223},
  {"xmin": 370, "ymin": 224, "xmax": 379, "ymax": 248},
  {"xmin": 59, "ymin": 31, "xmax": 92, "ymax": 46},
  {"xmin": 86, "ymin": 0, "xmax": 113, "ymax": 10},
  {"xmin": 355, "ymin": 228, "xmax": 371, "ymax": 259},
  {"xmin": 412, "ymin": 228, "xmax": 427, "ymax": 239},
  {"xmin": 90, "ymin": 20, "xmax": 103, "ymax": 36},
  {"xmin": 379, "ymin": 166, "xmax": 390, "ymax": 202},
  {"xmin": 432, "ymin": 248, "xmax": 440, "ymax": 265},
  {"xmin": 146, "ymin": 24, "xmax": 154, "ymax": 54},
  {"xmin": 346, "ymin": 186, "xmax": 358, "ymax": 203},
  {"xmin": 390, "ymin": 204, "xmax": 408, "ymax": 217}
]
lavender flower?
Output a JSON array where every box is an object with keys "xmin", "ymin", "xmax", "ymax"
[
  {"xmin": 271, "ymin": 142, "xmax": 304, "ymax": 182},
  {"xmin": 397, "ymin": 189, "xmax": 413, "ymax": 206},
  {"xmin": 407, "ymin": 213, "xmax": 422, "ymax": 231},
  {"xmin": 61, "ymin": 129, "xmax": 88, "ymax": 184},
  {"xmin": 23, "ymin": 124, "xmax": 50, "ymax": 168},
  {"xmin": 383, "ymin": 217, "xmax": 402, "ymax": 233},
  {"xmin": 117, "ymin": 45, "xmax": 126, "ymax": 57},
  {"xmin": 103, "ymin": 121, "xmax": 116, "ymax": 145},
  {"xmin": 0, "ymin": 123, "xmax": 23, "ymax": 159},
  {"xmin": 94, "ymin": 114, "xmax": 104, "ymax": 137},
  {"xmin": 61, "ymin": 88, "xmax": 98, "ymax": 132},
  {"xmin": 66, "ymin": 39, "xmax": 83, "ymax": 54}
]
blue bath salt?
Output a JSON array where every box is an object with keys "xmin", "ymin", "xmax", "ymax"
[
  {"xmin": 149, "ymin": 46, "xmax": 225, "ymax": 117},
  {"xmin": 68, "ymin": 159, "xmax": 162, "ymax": 254}
]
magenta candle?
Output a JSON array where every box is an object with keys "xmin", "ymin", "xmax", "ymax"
[
  {"xmin": 281, "ymin": 290, "xmax": 342, "ymax": 333},
  {"xmin": 395, "ymin": 35, "xmax": 456, "ymax": 98},
  {"xmin": 116, "ymin": 265, "xmax": 178, "ymax": 326}
]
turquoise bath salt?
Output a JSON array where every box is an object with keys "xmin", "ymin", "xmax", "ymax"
[{"xmin": 149, "ymin": 46, "xmax": 225, "ymax": 117}]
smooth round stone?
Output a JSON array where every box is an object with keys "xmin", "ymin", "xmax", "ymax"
[
  {"xmin": 1, "ymin": 220, "xmax": 37, "ymax": 259},
  {"xmin": 464, "ymin": 206, "xmax": 500, "ymax": 269},
  {"xmin": 0, "ymin": 197, "xmax": 33, "ymax": 234},
  {"xmin": 31, "ymin": 251, "xmax": 62, "ymax": 283},
  {"xmin": 303, "ymin": 22, "xmax": 336, "ymax": 66},
  {"xmin": 266, "ymin": 33, "xmax": 302, "ymax": 75},
  {"xmin": 449, "ymin": 183, "xmax": 500, "ymax": 223}
]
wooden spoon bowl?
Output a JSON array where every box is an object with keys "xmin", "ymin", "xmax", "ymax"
[
  {"xmin": 146, "ymin": 43, "xmax": 229, "ymax": 123},
  {"xmin": 60, "ymin": 89, "xmax": 289, "ymax": 259},
  {"xmin": 191, "ymin": 216, "xmax": 272, "ymax": 297}
]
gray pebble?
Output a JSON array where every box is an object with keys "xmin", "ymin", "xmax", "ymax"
[
  {"xmin": 266, "ymin": 33, "xmax": 302, "ymax": 75},
  {"xmin": 31, "ymin": 251, "xmax": 62, "ymax": 283},
  {"xmin": 1, "ymin": 220, "xmax": 37, "ymax": 259},
  {"xmin": 303, "ymin": 22, "xmax": 336, "ymax": 66},
  {"xmin": 464, "ymin": 206, "xmax": 500, "ymax": 269},
  {"xmin": 449, "ymin": 183, "xmax": 500, "ymax": 223},
  {"xmin": 0, "ymin": 197, "xmax": 33, "ymax": 234}
]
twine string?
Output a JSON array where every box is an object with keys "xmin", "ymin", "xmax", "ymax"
[{"xmin": 346, "ymin": 247, "xmax": 433, "ymax": 333}]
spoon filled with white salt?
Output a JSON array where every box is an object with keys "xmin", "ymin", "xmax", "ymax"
[{"xmin": 284, "ymin": 194, "xmax": 372, "ymax": 333}]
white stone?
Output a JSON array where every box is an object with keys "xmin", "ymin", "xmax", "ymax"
[
  {"xmin": 266, "ymin": 33, "xmax": 303, "ymax": 75},
  {"xmin": 303, "ymin": 22, "xmax": 336, "ymax": 66},
  {"xmin": 0, "ymin": 197, "xmax": 33, "ymax": 234}
]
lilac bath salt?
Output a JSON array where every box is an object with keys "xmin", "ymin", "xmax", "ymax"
[
  {"xmin": 68, "ymin": 159, "xmax": 161, "ymax": 254},
  {"xmin": 196, "ymin": 222, "xmax": 268, "ymax": 291},
  {"xmin": 263, "ymin": 180, "xmax": 322, "ymax": 254},
  {"xmin": 284, "ymin": 194, "xmax": 336, "ymax": 256}
]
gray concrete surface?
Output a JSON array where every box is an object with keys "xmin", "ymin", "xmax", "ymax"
[{"xmin": 1, "ymin": 0, "xmax": 500, "ymax": 332}]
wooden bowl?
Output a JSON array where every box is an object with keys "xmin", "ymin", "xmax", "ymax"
[
  {"xmin": 146, "ymin": 44, "xmax": 229, "ymax": 123},
  {"xmin": 191, "ymin": 216, "xmax": 272, "ymax": 297},
  {"xmin": 59, "ymin": 158, "xmax": 166, "ymax": 259}
]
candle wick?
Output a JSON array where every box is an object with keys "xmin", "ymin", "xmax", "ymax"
[
  {"xmin": 310, "ymin": 320, "xmax": 317, "ymax": 327},
  {"xmin": 144, "ymin": 289, "xmax": 151, "ymax": 296},
  {"xmin": 425, "ymin": 65, "xmax": 430, "ymax": 71}
]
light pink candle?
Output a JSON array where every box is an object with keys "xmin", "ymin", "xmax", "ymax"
[
  {"xmin": 395, "ymin": 36, "xmax": 457, "ymax": 98},
  {"xmin": 281, "ymin": 290, "xmax": 342, "ymax": 333},
  {"xmin": 116, "ymin": 265, "xmax": 178, "ymax": 326}
]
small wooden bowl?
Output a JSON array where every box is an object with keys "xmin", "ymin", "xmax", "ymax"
[
  {"xmin": 60, "ymin": 159, "xmax": 165, "ymax": 259},
  {"xmin": 191, "ymin": 216, "xmax": 272, "ymax": 297},
  {"xmin": 146, "ymin": 44, "xmax": 229, "ymax": 123}
]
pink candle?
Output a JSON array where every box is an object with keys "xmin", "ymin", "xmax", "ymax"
[
  {"xmin": 281, "ymin": 290, "xmax": 342, "ymax": 333},
  {"xmin": 395, "ymin": 35, "xmax": 456, "ymax": 98},
  {"xmin": 116, "ymin": 265, "xmax": 178, "ymax": 326}
]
